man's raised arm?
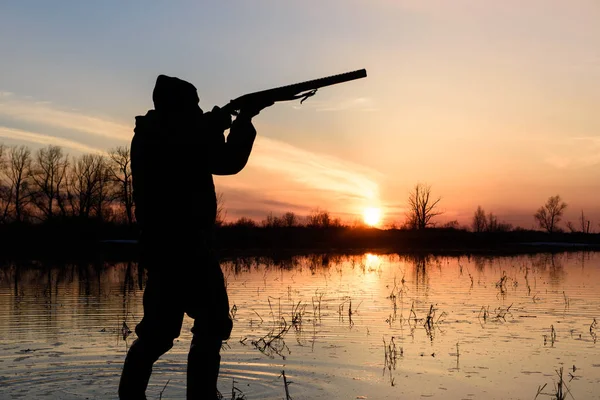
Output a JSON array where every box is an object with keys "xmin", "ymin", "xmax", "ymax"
[
  {"xmin": 206, "ymin": 102, "xmax": 272, "ymax": 175},
  {"xmin": 209, "ymin": 114, "xmax": 257, "ymax": 176}
]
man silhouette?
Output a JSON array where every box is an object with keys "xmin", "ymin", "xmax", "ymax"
[{"xmin": 119, "ymin": 75, "xmax": 272, "ymax": 399}]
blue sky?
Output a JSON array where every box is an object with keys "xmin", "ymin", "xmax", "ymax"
[{"xmin": 1, "ymin": 1, "xmax": 599, "ymax": 227}]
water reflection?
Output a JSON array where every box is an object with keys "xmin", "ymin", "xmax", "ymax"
[{"xmin": 0, "ymin": 252, "xmax": 599, "ymax": 399}]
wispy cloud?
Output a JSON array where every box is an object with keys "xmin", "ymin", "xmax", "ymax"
[
  {"xmin": 0, "ymin": 126, "xmax": 104, "ymax": 154},
  {"xmin": 536, "ymin": 136, "xmax": 600, "ymax": 169},
  {"xmin": 0, "ymin": 92, "xmax": 382, "ymax": 216},
  {"xmin": 251, "ymin": 135, "xmax": 381, "ymax": 203},
  {"xmin": 0, "ymin": 92, "xmax": 132, "ymax": 141}
]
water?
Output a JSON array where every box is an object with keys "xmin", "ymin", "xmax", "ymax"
[{"xmin": 0, "ymin": 252, "xmax": 599, "ymax": 399}]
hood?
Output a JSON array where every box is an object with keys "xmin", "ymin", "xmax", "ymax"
[{"xmin": 152, "ymin": 75, "xmax": 200, "ymax": 112}]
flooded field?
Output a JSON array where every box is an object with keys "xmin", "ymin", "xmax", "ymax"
[{"xmin": 0, "ymin": 252, "xmax": 599, "ymax": 399}]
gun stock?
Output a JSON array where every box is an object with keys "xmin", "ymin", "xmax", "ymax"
[{"xmin": 222, "ymin": 69, "xmax": 367, "ymax": 115}]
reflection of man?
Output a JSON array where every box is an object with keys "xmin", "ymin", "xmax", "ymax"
[{"xmin": 119, "ymin": 75, "xmax": 271, "ymax": 399}]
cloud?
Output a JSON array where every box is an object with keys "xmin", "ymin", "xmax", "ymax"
[
  {"xmin": 539, "ymin": 136, "xmax": 600, "ymax": 169},
  {"xmin": 0, "ymin": 91, "xmax": 382, "ymax": 219},
  {"xmin": 0, "ymin": 126, "xmax": 104, "ymax": 154},
  {"xmin": 251, "ymin": 135, "xmax": 381, "ymax": 202},
  {"xmin": 0, "ymin": 93, "xmax": 132, "ymax": 141}
]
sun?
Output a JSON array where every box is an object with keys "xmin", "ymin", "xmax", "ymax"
[{"xmin": 363, "ymin": 207, "xmax": 381, "ymax": 227}]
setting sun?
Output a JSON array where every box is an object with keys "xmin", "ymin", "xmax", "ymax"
[{"xmin": 363, "ymin": 207, "xmax": 381, "ymax": 227}]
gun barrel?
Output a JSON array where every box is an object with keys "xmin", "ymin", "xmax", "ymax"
[
  {"xmin": 271, "ymin": 68, "xmax": 367, "ymax": 94},
  {"xmin": 224, "ymin": 69, "xmax": 367, "ymax": 114}
]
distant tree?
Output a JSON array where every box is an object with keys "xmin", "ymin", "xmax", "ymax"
[
  {"xmin": 262, "ymin": 212, "xmax": 283, "ymax": 228},
  {"xmin": 567, "ymin": 210, "xmax": 592, "ymax": 234},
  {"xmin": 472, "ymin": 206, "xmax": 513, "ymax": 233},
  {"xmin": 534, "ymin": 195, "xmax": 567, "ymax": 233},
  {"xmin": 405, "ymin": 183, "xmax": 442, "ymax": 229},
  {"xmin": 30, "ymin": 145, "xmax": 68, "ymax": 220},
  {"xmin": 332, "ymin": 217, "xmax": 344, "ymax": 227},
  {"xmin": 0, "ymin": 144, "xmax": 8, "ymax": 223},
  {"xmin": 281, "ymin": 211, "xmax": 299, "ymax": 227},
  {"xmin": 67, "ymin": 154, "xmax": 112, "ymax": 219},
  {"xmin": 215, "ymin": 192, "xmax": 227, "ymax": 227},
  {"xmin": 495, "ymin": 221, "xmax": 513, "ymax": 232},
  {"xmin": 108, "ymin": 146, "xmax": 134, "ymax": 224},
  {"xmin": 4, "ymin": 145, "xmax": 33, "ymax": 222},
  {"xmin": 93, "ymin": 156, "xmax": 113, "ymax": 221},
  {"xmin": 442, "ymin": 220, "xmax": 460, "ymax": 229},
  {"xmin": 307, "ymin": 209, "xmax": 331, "ymax": 228},
  {"xmin": 579, "ymin": 210, "xmax": 591, "ymax": 233},
  {"xmin": 349, "ymin": 216, "xmax": 368, "ymax": 229},
  {"xmin": 486, "ymin": 212, "xmax": 498, "ymax": 232},
  {"xmin": 472, "ymin": 206, "xmax": 486, "ymax": 232},
  {"xmin": 306, "ymin": 209, "xmax": 343, "ymax": 228},
  {"xmin": 231, "ymin": 217, "xmax": 257, "ymax": 228},
  {"xmin": 384, "ymin": 221, "xmax": 399, "ymax": 230}
]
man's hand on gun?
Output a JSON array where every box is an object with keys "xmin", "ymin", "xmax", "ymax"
[
  {"xmin": 210, "ymin": 99, "xmax": 273, "ymax": 130},
  {"xmin": 238, "ymin": 99, "xmax": 275, "ymax": 119},
  {"xmin": 210, "ymin": 106, "xmax": 233, "ymax": 130}
]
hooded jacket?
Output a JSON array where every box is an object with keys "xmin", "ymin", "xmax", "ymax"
[{"xmin": 131, "ymin": 75, "xmax": 256, "ymax": 236}]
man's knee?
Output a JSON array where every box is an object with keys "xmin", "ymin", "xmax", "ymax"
[
  {"xmin": 191, "ymin": 316, "xmax": 233, "ymax": 344},
  {"xmin": 127, "ymin": 337, "xmax": 174, "ymax": 363}
]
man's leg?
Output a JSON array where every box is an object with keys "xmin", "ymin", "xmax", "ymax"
[
  {"xmin": 119, "ymin": 337, "xmax": 174, "ymax": 400},
  {"xmin": 119, "ymin": 270, "xmax": 185, "ymax": 400},
  {"xmin": 187, "ymin": 334, "xmax": 224, "ymax": 400},
  {"xmin": 186, "ymin": 255, "xmax": 233, "ymax": 400}
]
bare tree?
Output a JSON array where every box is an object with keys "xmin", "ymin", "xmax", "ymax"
[
  {"xmin": 261, "ymin": 211, "xmax": 300, "ymax": 228},
  {"xmin": 30, "ymin": 145, "xmax": 68, "ymax": 220},
  {"xmin": 567, "ymin": 210, "xmax": 592, "ymax": 234},
  {"xmin": 534, "ymin": 195, "xmax": 567, "ymax": 233},
  {"xmin": 215, "ymin": 192, "xmax": 227, "ymax": 227},
  {"xmin": 3, "ymin": 146, "xmax": 33, "ymax": 222},
  {"xmin": 472, "ymin": 205, "xmax": 486, "ymax": 232},
  {"xmin": 406, "ymin": 183, "xmax": 442, "ymax": 229},
  {"xmin": 282, "ymin": 211, "xmax": 299, "ymax": 227},
  {"xmin": 93, "ymin": 156, "xmax": 113, "ymax": 221},
  {"xmin": 67, "ymin": 154, "xmax": 112, "ymax": 219},
  {"xmin": 442, "ymin": 220, "xmax": 460, "ymax": 229},
  {"xmin": 262, "ymin": 212, "xmax": 283, "ymax": 228},
  {"xmin": 231, "ymin": 217, "xmax": 257, "ymax": 228},
  {"xmin": 579, "ymin": 210, "xmax": 591, "ymax": 233},
  {"xmin": 486, "ymin": 212, "xmax": 498, "ymax": 232},
  {"xmin": 108, "ymin": 146, "xmax": 134, "ymax": 224},
  {"xmin": 0, "ymin": 144, "xmax": 8, "ymax": 223},
  {"xmin": 307, "ymin": 209, "xmax": 343, "ymax": 228},
  {"xmin": 0, "ymin": 144, "xmax": 11, "ymax": 223},
  {"xmin": 307, "ymin": 209, "xmax": 331, "ymax": 228}
]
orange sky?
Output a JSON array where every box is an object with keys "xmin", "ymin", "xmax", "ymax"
[{"xmin": 1, "ymin": 1, "xmax": 599, "ymax": 229}]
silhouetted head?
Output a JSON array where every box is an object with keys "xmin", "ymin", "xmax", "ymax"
[{"xmin": 152, "ymin": 75, "xmax": 200, "ymax": 112}]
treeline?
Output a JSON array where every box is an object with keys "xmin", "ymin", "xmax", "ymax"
[
  {"xmin": 222, "ymin": 210, "xmax": 345, "ymax": 229},
  {"xmin": 0, "ymin": 142, "xmax": 351, "ymax": 230},
  {"xmin": 0, "ymin": 143, "xmax": 133, "ymax": 225},
  {"xmin": 0, "ymin": 143, "xmax": 594, "ymax": 239},
  {"xmin": 397, "ymin": 184, "xmax": 591, "ymax": 235}
]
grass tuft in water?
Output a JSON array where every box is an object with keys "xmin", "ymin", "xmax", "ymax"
[{"xmin": 534, "ymin": 366, "xmax": 574, "ymax": 400}]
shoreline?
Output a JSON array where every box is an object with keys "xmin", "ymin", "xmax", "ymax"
[
  {"xmin": 3, "ymin": 237, "xmax": 600, "ymax": 263},
  {"xmin": 3, "ymin": 223, "xmax": 600, "ymax": 261}
]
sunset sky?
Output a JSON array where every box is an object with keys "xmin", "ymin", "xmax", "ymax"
[{"xmin": 1, "ymin": 1, "xmax": 599, "ymax": 228}]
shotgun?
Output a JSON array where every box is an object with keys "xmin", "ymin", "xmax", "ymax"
[{"xmin": 221, "ymin": 69, "xmax": 367, "ymax": 116}]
